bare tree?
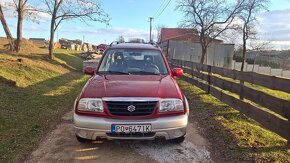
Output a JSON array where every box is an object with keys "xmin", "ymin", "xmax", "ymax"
[
  {"xmin": 14, "ymin": 0, "xmax": 27, "ymax": 52},
  {"xmin": 0, "ymin": 3, "xmax": 15, "ymax": 51},
  {"xmin": 177, "ymin": 0, "xmax": 245, "ymax": 64},
  {"xmin": 238, "ymin": 0, "xmax": 269, "ymax": 71},
  {"xmin": 117, "ymin": 36, "xmax": 125, "ymax": 43},
  {"xmin": 248, "ymin": 39, "xmax": 272, "ymax": 51},
  {"xmin": 156, "ymin": 24, "xmax": 166, "ymax": 43},
  {"xmin": 7, "ymin": 0, "xmax": 40, "ymax": 52},
  {"xmin": 43, "ymin": 0, "xmax": 110, "ymax": 59},
  {"xmin": 128, "ymin": 38, "xmax": 145, "ymax": 43}
]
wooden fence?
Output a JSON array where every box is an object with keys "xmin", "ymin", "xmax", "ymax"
[{"xmin": 170, "ymin": 59, "xmax": 290, "ymax": 145}]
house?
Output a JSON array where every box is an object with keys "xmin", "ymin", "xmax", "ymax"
[
  {"xmin": 29, "ymin": 38, "xmax": 48, "ymax": 48},
  {"xmin": 159, "ymin": 28, "xmax": 223, "ymax": 44},
  {"xmin": 54, "ymin": 42, "xmax": 61, "ymax": 49},
  {"xmin": 29, "ymin": 38, "xmax": 45, "ymax": 41},
  {"xmin": 159, "ymin": 28, "xmax": 199, "ymax": 43},
  {"xmin": 82, "ymin": 43, "xmax": 93, "ymax": 52},
  {"xmin": 59, "ymin": 38, "xmax": 83, "ymax": 50},
  {"xmin": 159, "ymin": 28, "xmax": 234, "ymax": 68},
  {"xmin": 29, "ymin": 38, "xmax": 46, "ymax": 41}
]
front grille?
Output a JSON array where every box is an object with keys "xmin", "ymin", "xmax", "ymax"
[
  {"xmin": 106, "ymin": 132, "xmax": 155, "ymax": 137},
  {"xmin": 106, "ymin": 101, "xmax": 157, "ymax": 116}
]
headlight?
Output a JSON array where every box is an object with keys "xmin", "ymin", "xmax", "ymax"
[
  {"xmin": 159, "ymin": 98, "xmax": 184, "ymax": 112},
  {"xmin": 77, "ymin": 98, "xmax": 104, "ymax": 112}
]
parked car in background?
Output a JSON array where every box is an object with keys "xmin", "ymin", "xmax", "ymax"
[
  {"xmin": 97, "ymin": 44, "xmax": 108, "ymax": 53},
  {"xmin": 74, "ymin": 42, "xmax": 189, "ymax": 143}
]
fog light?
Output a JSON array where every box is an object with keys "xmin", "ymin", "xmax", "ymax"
[
  {"xmin": 174, "ymin": 130, "xmax": 183, "ymax": 137},
  {"xmin": 79, "ymin": 130, "xmax": 87, "ymax": 138}
]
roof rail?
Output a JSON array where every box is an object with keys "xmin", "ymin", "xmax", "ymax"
[
  {"xmin": 148, "ymin": 41, "xmax": 160, "ymax": 48},
  {"xmin": 109, "ymin": 41, "xmax": 119, "ymax": 47}
]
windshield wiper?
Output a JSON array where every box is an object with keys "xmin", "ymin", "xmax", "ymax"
[
  {"xmin": 99, "ymin": 71, "xmax": 130, "ymax": 75},
  {"xmin": 134, "ymin": 71, "xmax": 160, "ymax": 75}
]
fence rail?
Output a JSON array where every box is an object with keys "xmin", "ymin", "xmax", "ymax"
[{"xmin": 170, "ymin": 59, "xmax": 290, "ymax": 144}]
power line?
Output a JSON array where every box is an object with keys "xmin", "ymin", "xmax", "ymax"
[
  {"xmin": 154, "ymin": 0, "xmax": 167, "ymax": 17},
  {"xmin": 155, "ymin": 0, "xmax": 172, "ymax": 19}
]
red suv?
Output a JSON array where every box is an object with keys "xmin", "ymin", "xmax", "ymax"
[{"xmin": 74, "ymin": 43, "xmax": 189, "ymax": 143}]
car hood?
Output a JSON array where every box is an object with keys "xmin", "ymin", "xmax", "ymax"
[{"xmin": 81, "ymin": 75, "xmax": 181, "ymax": 98}]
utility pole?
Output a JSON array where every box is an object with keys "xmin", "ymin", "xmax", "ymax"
[{"xmin": 149, "ymin": 17, "xmax": 153, "ymax": 42}]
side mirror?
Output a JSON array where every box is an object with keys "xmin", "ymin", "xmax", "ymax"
[
  {"xmin": 84, "ymin": 66, "xmax": 95, "ymax": 76},
  {"xmin": 172, "ymin": 68, "xmax": 183, "ymax": 77}
]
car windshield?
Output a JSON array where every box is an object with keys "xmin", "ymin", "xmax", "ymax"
[{"xmin": 98, "ymin": 48, "xmax": 169, "ymax": 75}]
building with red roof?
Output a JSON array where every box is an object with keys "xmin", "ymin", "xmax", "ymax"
[{"xmin": 159, "ymin": 28, "xmax": 222, "ymax": 43}]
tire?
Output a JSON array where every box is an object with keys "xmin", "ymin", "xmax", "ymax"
[
  {"xmin": 76, "ymin": 135, "xmax": 91, "ymax": 143},
  {"xmin": 170, "ymin": 135, "xmax": 186, "ymax": 144}
]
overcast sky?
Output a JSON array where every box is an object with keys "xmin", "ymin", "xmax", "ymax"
[{"xmin": 1, "ymin": 0, "xmax": 290, "ymax": 49}]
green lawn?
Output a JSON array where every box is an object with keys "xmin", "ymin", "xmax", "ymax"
[
  {"xmin": 0, "ymin": 49, "xmax": 89, "ymax": 162},
  {"xmin": 178, "ymin": 79, "xmax": 290, "ymax": 162}
]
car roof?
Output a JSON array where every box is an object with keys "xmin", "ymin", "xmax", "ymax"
[{"xmin": 109, "ymin": 43, "xmax": 160, "ymax": 50}]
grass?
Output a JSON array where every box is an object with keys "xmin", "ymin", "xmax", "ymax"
[
  {"xmin": 211, "ymin": 72, "xmax": 290, "ymax": 101},
  {"xmin": 0, "ymin": 48, "xmax": 89, "ymax": 162},
  {"xmin": 187, "ymin": 72, "xmax": 289, "ymax": 121},
  {"xmin": 178, "ymin": 79, "xmax": 290, "ymax": 162},
  {"xmin": 182, "ymin": 63, "xmax": 290, "ymax": 101},
  {"xmin": 183, "ymin": 68, "xmax": 290, "ymax": 121}
]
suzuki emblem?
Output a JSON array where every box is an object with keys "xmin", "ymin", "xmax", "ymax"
[{"xmin": 127, "ymin": 105, "xmax": 136, "ymax": 112}]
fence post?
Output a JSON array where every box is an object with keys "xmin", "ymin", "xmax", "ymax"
[{"xmin": 207, "ymin": 65, "xmax": 212, "ymax": 94}]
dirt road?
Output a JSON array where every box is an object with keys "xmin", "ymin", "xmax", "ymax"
[{"xmin": 26, "ymin": 110, "xmax": 212, "ymax": 163}]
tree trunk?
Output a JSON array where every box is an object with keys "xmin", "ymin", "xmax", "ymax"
[
  {"xmin": 48, "ymin": 11, "xmax": 57, "ymax": 60},
  {"xmin": 200, "ymin": 45, "xmax": 207, "ymax": 64},
  {"xmin": 48, "ymin": 21, "xmax": 55, "ymax": 60},
  {"xmin": 241, "ymin": 33, "xmax": 247, "ymax": 72},
  {"xmin": 0, "ymin": 4, "xmax": 15, "ymax": 51},
  {"xmin": 199, "ymin": 31, "xmax": 207, "ymax": 64},
  {"xmin": 240, "ymin": 44, "xmax": 246, "ymax": 71},
  {"xmin": 16, "ymin": 0, "xmax": 24, "ymax": 53}
]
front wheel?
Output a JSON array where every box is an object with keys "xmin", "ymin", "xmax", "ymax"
[
  {"xmin": 170, "ymin": 135, "xmax": 186, "ymax": 144},
  {"xmin": 76, "ymin": 135, "xmax": 91, "ymax": 143}
]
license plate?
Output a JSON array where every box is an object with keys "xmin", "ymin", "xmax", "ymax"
[{"xmin": 111, "ymin": 124, "xmax": 151, "ymax": 133}]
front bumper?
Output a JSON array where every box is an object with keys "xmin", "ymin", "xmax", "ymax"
[{"xmin": 73, "ymin": 113, "xmax": 188, "ymax": 140}]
